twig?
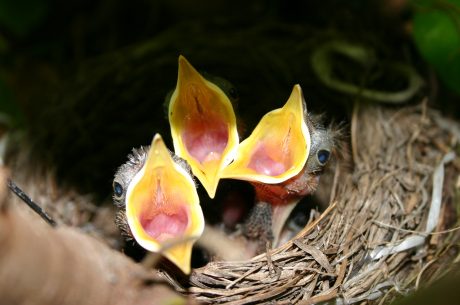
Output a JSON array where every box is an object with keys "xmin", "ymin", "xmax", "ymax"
[
  {"xmin": 415, "ymin": 259, "xmax": 437, "ymax": 290},
  {"xmin": 7, "ymin": 179, "xmax": 56, "ymax": 227},
  {"xmin": 372, "ymin": 220, "xmax": 460, "ymax": 235}
]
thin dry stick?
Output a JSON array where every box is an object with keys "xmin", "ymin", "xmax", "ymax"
[{"xmin": 7, "ymin": 179, "xmax": 56, "ymax": 226}]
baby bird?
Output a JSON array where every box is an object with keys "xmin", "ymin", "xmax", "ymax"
[
  {"xmin": 112, "ymin": 134, "xmax": 204, "ymax": 274},
  {"xmin": 221, "ymin": 85, "xmax": 334, "ymax": 250},
  {"xmin": 246, "ymin": 117, "xmax": 333, "ymax": 249}
]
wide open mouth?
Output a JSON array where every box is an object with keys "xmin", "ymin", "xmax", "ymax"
[
  {"xmin": 182, "ymin": 113, "xmax": 229, "ymax": 165},
  {"xmin": 245, "ymin": 116, "xmax": 297, "ymax": 177},
  {"xmin": 220, "ymin": 85, "xmax": 310, "ymax": 184},
  {"xmin": 126, "ymin": 133, "xmax": 203, "ymax": 249},
  {"xmin": 168, "ymin": 56, "xmax": 239, "ymax": 198},
  {"xmin": 247, "ymin": 142, "xmax": 289, "ymax": 177},
  {"xmin": 139, "ymin": 206, "xmax": 189, "ymax": 242}
]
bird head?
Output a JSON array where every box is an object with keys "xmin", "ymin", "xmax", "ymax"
[
  {"xmin": 220, "ymin": 84, "xmax": 311, "ymax": 185},
  {"xmin": 252, "ymin": 115, "xmax": 334, "ymax": 204},
  {"xmin": 113, "ymin": 134, "xmax": 204, "ymax": 274},
  {"xmin": 167, "ymin": 56, "xmax": 239, "ymax": 199},
  {"xmin": 258, "ymin": 117, "xmax": 334, "ymax": 247},
  {"xmin": 218, "ymin": 84, "xmax": 333, "ymax": 248}
]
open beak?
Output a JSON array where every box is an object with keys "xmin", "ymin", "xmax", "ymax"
[
  {"xmin": 168, "ymin": 56, "xmax": 239, "ymax": 198},
  {"xmin": 220, "ymin": 85, "xmax": 310, "ymax": 184},
  {"xmin": 125, "ymin": 134, "xmax": 204, "ymax": 274}
]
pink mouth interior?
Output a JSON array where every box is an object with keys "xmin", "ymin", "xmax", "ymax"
[
  {"xmin": 140, "ymin": 207, "xmax": 188, "ymax": 242},
  {"xmin": 248, "ymin": 145, "xmax": 287, "ymax": 176},
  {"xmin": 183, "ymin": 119, "xmax": 228, "ymax": 164}
]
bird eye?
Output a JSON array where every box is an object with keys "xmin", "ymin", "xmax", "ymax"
[
  {"xmin": 113, "ymin": 181, "xmax": 124, "ymax": 198},
  {"xmin": 317, "ymin": 149, "xmax": 330, "ymax": 165}
]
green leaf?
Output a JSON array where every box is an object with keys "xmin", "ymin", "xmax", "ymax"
[{"xmin": 413, "ymin": 0, "xmax": 460, "ymax": 95}]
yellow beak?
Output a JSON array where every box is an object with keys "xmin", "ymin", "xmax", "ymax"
[
  {"xmin": 221, "ymin": 85, "xmax": 310, "ymax": 184},
  {"xmin": 168, "ymin": 56, "xmax": 239, "ymax": 198},
  {"xmin": 125, "ymin": 134, "xmax": 204, "ymax": 274}
]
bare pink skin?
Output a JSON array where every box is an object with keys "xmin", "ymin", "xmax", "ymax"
[
  {"xmin": 140, "ymin": 207, "xmax": 189, "ymax": 242},
  {"xmin": 182, "ymin": 118, "xmax": 228, "ymax": 164},
  {"xmin": 248, "ymin": 145, "xmax": 286, "ymax": 176}
]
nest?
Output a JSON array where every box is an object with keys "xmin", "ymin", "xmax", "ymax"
[{"xmin": 163, "ymin": 103, "xmax": 460, "ymax": 304}]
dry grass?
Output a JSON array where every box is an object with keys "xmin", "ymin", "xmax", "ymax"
[{"xmin": 167, "ymin": 102, "xmax": 460, "ymax": 304}]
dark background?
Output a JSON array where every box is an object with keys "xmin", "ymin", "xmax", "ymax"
[{"xmin": 0, "ymin": 0, "xmax": 458, "ymax": 200}]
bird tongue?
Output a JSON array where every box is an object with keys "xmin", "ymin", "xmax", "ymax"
[
  {"xmin": 182, "ymin": 118, "xmax": 228, "ymax": 164},
  {"xmin": 140, "ymin": 208, "xmax": 188, "ymax": 242},
  {"xmin": 247, "ymin": 144, "xmax": 287, "ymax": 176}
]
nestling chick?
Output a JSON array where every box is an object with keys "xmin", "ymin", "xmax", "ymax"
[
  {"xmin": 247, "ymin": 116, "xmax": 334, "ymax": 248},
  {"xmin": 113, "ymin": 134, "xmax": 204, "ymax": 274},
  {"xmin": 220, "ymin": 85, "xmax": 334, "ymax": 250}
]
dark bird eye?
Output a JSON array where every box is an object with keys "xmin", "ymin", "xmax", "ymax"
[
  {"xmin": 317, "ymin": 149, "xmax": 330, "ymax": 165},
  {"xmin": 113, "ymin": 182, "xmax": 124, "ymax": 198}
]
